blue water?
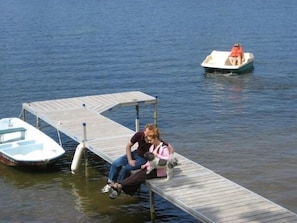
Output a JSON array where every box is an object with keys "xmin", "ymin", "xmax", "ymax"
[{"xmin": 1, "ymin": 0, "xmax": 297, "ymax": 222}]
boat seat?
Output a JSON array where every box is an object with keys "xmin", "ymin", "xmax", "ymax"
[
  {"xmin": 0, "ymin": 127, "xmax": 27, "ymax": 143},
  {"xmin": 209, "ymin": 57, "xmax": 227, "ymax": 65},
  {"xmin": 4, "ymin": 143, "xmax": 43, "ymax": 156},
  {"xmin": 17, "ymin": 140, "xmax": 36, "ymax": 146},
  {"xmin": 0, "ymin": 127, "xmax": 26, "ymax": 135},
  {"xmin": 209, "ymin": 52, "xmax": 230, "ymax": 66},
  {"xmin": 0, "ymin": 143, "xmax": 13, "ymax": 150}
]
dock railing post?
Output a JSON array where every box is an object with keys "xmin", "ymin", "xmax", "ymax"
[
  {"xmin": 149, "ymin": 189, "xmax": 156, "ymax": 222},
  {"xmin": 135, "ymin": 104, "xmax": 139, "ymax": 132},
  {"xmin": 154, "ymin": 96, "xmax": 158, "ymax": 126},
  {"xmin": 36, "ymin": 116, "xmax": 40, "ymax": 130},
  {"xmin": 22, "ymin": 109, "xmax": 26, "ymax": 122},
  {"xmin": 83, "ymin": 122, "xmax": 89, "ymax": 178}
]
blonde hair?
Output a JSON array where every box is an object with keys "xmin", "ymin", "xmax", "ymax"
[{"xmin": 151, "ymin": 127, "xmax": 160, "ymax": 139}]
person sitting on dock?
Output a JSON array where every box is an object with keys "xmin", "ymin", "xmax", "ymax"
[
  {"xmin": 229, "ymin": 43, "xmax": 244, "ymax": 66},
  {"xmin": 108, "ymin": 127, "xmax": 173, "ymax": 199},
  {"xmin": 101, "ymin": 123, "xmax": 174, "ymax": 193}
]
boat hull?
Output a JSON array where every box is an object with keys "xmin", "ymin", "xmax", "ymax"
[
  {"xmin": 0, "ymin": 118, "xmax": 65, "ymax": 167},
  {"xmin": 203, "ymin": 61, "xmax": 254, "ymax": 74},
  {"xmin": 0, "ymin": 151, "xmax": 64, "ymax": 166}
]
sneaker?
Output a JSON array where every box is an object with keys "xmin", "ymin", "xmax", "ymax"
[
  {"xmin": 101, "ymin": 184, "xmax": 111, "ymax": 193},
  {"xmin": 109, "ymin": 189, "xmax": 119, "ymax": 199}
]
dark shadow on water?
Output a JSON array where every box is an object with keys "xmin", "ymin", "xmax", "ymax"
[
  {"xmin": 203, "ymin": 70, "xmax": 254, "ymax": 79},
  {"xmin": 7, "ymin": 159, "xmax": 65, "ymax": 173}
]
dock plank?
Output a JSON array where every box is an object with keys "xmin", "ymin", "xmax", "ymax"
[{"xmin": 22, "ymin": 91, "xmax": 297, "ymax": 223}]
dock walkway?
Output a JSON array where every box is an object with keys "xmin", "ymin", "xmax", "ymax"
[{"xmin": 22, "ymin": 91, "xmax": 297, "ymax": 223}]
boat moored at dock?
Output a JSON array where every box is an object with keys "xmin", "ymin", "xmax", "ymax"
[{"xmin": 0, "ymin": 117, "xmax": 65, "ymax": 166}]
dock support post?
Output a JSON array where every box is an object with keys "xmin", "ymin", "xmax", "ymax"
[
  {"xmin": 83, "ymin": 122, "xmax": 89, "ymax": 178},
  {"xmin": 154, "ymin": 96, "xmax": 158, "ymax": 126},
  {"xmin": 36, "ymin": 116, "xmax": 41, "ymax": 130},
  {"xmin": 135, "ymin": 104, "xmax": 139, "ymax": 132},
  {"xmin": 22, "ymin": 109, "xmax": 27, "ymax": 122},
  {"xmin": 149, "ymin": 189, "xmax": 156, "ymax": 222}
]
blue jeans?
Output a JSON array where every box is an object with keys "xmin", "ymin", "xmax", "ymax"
[{"xmin": 108, "ymin": 150, "xmax": 147, "ymax": 183}]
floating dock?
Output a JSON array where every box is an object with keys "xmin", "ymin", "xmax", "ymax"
[{"xmin": 22, "ymin": 91, "xmax": 297, "ymax": 223}]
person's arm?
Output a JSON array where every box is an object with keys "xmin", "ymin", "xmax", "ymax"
[
  {"xmin": 141, "ymin": 161, "xmax": 149, "ymax": 169},
  {"xmin": 157, "ymin": 145, "xmax": 170, "ymax": 160},
  {"xmin": 168, "ymin": 143, "xmax": 175, "ymax": 154},
  {"xmin": 126, "ymin": 141, "xmax": 136, "ymax": 167}
]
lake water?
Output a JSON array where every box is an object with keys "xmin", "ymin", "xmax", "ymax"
[{"xmin": 1, "ymin": 0, "xmax": 297, "ymax": 222}]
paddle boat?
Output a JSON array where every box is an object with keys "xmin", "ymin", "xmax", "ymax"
[
  {"xmin": 201, "ymin": 50, "xmax": 255, "ymax": 74},
  {"xmin": 0, "ymin": 117, "xmax": 65, "ymax": 166}
]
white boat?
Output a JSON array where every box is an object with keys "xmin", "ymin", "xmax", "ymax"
[
  {"xmin": 0, "ymin": 117, "xmax": 65, "ymax": 166},
  {"xmin": 201, "ymin": 50, "xmax": 255, "ymax": 74}
]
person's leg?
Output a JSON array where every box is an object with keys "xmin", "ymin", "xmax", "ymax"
[
  {"xmin": 229, "ymin": 57, "xmax": 235, "ymax": 66},
  {"xmin": 102, "ymin": 154, "xmax": 129, "ymax": 193},
  {"xmin": 108, "ymin": 154, "xmax": 128, "ymax": 183},
  {"xmin": 109, "ymin": 169, "xmax": 157, "ymax": 199},
  {"xmin": 121, "ymin": 169, "xmax": 157, "ymax": 196},
  {"xmin": 117, "ymin": 151, "xmax": 146, "ymax": 182},
  {"xmin": 237, "ymin": 56, "xmax": 241, "ymax": 65},
  {"xmin": 109, "ymin": 168, "xmax": 147, "ymax": 199}
]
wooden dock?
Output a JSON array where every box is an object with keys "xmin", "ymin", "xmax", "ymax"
[{"xmin": 22, "ymin": 91, "xmax": 297, "ymax": 223}]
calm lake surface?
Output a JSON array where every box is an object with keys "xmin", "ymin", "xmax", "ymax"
[{"xmin": 1, "ymin": 0, "xmax": 297, "ymax": 222}]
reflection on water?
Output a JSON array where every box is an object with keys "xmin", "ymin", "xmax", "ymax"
[{"xmin": 0, "ymin": 147, "xmax": 197, "ymax": 223}]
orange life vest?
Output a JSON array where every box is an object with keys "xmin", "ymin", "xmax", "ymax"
[{"xmin": 230, "ymin": 46, "xmax": 243, "ymax": 57}]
